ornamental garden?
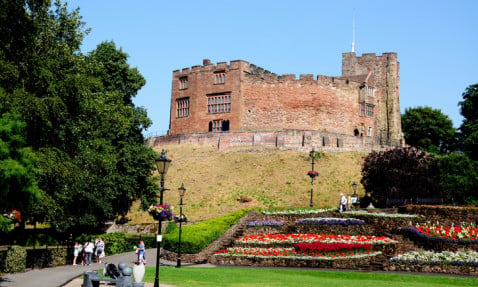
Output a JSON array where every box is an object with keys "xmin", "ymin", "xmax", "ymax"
[{"xmin": 196, "ymin": 205, "xmax": 478, "ymax": 276}]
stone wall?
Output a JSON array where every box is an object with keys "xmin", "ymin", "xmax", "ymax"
[
  {"xmin": 150, "ymin": 129, "xmax": 393, "ymax": 153},
  {"xmin": 167, "ymin": 52, "xmax": 403, "ymax": 150},
  {"xmin": 210, "ymin": 254, "xmax": 378, "ymax": 269},
  {"xmin": 399, "ymin": 205, "xmax": 478, "ymax": 225}
]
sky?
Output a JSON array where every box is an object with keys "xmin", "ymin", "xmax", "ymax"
[{"xmin": 68, "ymin": 0, "xmax": 478, "ymax": 136}]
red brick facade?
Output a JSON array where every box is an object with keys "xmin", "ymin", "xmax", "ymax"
[{"xmin": 161, "ymin": 52, "xmax": 403, "ymax": 151}]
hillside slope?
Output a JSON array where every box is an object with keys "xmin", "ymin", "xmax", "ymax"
[{"xmin": 128, "ymin": 144, "xmax": 367, "ymax": 223}]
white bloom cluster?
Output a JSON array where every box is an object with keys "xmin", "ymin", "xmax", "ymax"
[
  {"xmin": 343, "ymin": 210, "xmax": 421, "ymax": 218},
  {"xmin": 390, "ymin": 250, "xmax": 478, "ymax": 265},
  {"xmin": 262, "ymin": 207, "xmax": 335, "ymax": 215}
]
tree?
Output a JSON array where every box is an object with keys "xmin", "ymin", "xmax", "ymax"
[
  {"xmin": 361, "ymin": 147, "xmax": 441, "ymax": 207},
  {"xmin": 435, "ymin": 153, "xmax": 478, "ymax": 204},
  {"xmin": 0, "ymin": 0, "xmax": 157, "ymax": 234},
  {"xmin": 0, "ymin": 104, "xmax": 42, "ymax": 218},
  {"xmin": 401, "ymin": 106, "xmax": 456, "ymax": 154},
  {"xmin": 458, "ymin": 84, "xmax": 478, "ymax": 161}
]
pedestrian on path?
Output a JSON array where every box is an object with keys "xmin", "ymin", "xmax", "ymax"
[
  {"xmin": 137, "ymin": 240, "xmax": 146, "ymax": 264},
  {"xmin": 83, "ymin": 239, "xmax": 94, "ymax": 266},
  {"xmin": 73, "ymin": 242, "xmax": 81, "ymax": 266}
]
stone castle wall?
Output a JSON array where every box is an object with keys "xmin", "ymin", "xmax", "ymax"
[
  {"xmin": 163, "ymin": 52, "xmax": 403, "ymax": 151},
  {"xmin": 148, "ymin": 129, "xmax": 396, "ymax": 153}
]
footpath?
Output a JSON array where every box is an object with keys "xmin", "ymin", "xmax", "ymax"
[{"xmin": 0, "ymin": 248, "xmax": 211, "ymax": 287}]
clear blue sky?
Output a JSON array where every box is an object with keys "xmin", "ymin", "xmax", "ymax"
[{"xmin": 68, "ymin": 0, "xmax": 477, "ymax": 135}]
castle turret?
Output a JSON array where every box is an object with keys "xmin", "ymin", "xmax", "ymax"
[{"xmin": 342, "ymin": 52, "xmax": 402, "ymax": 146}]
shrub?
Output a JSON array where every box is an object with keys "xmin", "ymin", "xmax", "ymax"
[
  {"xmin": 361, "ymin": 147, "xmax": 441, "ymax": 207},
  {"xmin": 3, "ymin": 245, "xmax": 26, "ymax": 273},
  {"xmin": 163, "ymin": 209, "xmax": 249, "ymax": 254}
]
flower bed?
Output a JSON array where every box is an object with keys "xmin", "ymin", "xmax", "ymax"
[
  {"xmin": 340, "ymin": 211, "xmax": 423, "ymax": 234},
  {"xmin": 295, "ymin": 217, "xmax": 370, "ymax": 235},
  {"xmin": 247, "ymin": 220, "xmax": 283, "ymax": 227},
  {"xmin": 405, "ymin": 223, "xmax": 478, "ymax": 252},
  {"xmin": 294, "ymin": 242, "xmax": 373, "ymax": 257},
  {"xmin": 236, "ymin": 233, "xmax": 398, "ymax": 245},
  {"xmin": 387, "ymin": 250, "xmax": 478, "ymax": 276},
  {"xmin": 297, "ymin": 217, "xmax": 364, "ymax": 226},
  {"xmin": 234, "ymin": 233, "xmax": 398, "ymax": 257},
  {"xmin": 261, "ymin": 207, "xmax": 335, "ymax": 215}
]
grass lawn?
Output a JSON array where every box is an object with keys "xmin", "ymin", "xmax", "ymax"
[{"xmin": 143, "ymin": 266, "xmax": 478, "ymax": 287}]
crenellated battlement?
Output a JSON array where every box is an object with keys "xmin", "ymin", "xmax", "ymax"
[{"xmin": 173, "ymin": 59, "xmax": 250, "ymax": 77}]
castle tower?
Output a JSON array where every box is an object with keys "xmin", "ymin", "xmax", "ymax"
[{"xmin": 342, "ymin": 52, "xmax": 402, "ymax": 146}]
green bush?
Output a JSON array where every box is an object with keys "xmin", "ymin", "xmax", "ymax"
[
  {"xmin": 163, "ymin": 209, "xmax": 249, "ymax": 254},
  {"xmin": 4, "ymin": 245, "xmax": 26, "ymax": 273}
]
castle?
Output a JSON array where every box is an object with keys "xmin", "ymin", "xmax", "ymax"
[{"xmin": 150, "ymin": 52, "xmax": 403, "ymax": 152}]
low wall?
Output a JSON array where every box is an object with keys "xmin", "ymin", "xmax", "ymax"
[
  {"xmin": 149, "ymin": 130, "xmax": 394, "ymax": 153},
  {"xmin": 210, "ymin": 253, "xmax": 378, "ymax": 269}
]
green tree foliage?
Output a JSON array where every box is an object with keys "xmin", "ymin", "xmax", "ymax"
[
  {"xmin": 435, "ymin": 153, "xmax": 478, "ymax": 204},
  {"xmin": 401, "ymin": 106, "xmax": 456, "ymax": 154},
  {"xmin": 458, "ymin": 84, "xmax": 478, "ymax": 161},
  {"xmin": 0, "ymin": 0, "xmax": 157, "ymax": 234},
  {"xmin": 361, "ymin": 147, "xmax": 441, "ymax": 207},
  {"xmin": 0, "ymin": 105, "xmax": 41, "ymax": 219}
]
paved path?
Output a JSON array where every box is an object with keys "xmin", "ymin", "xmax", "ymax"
[{"xmin": 0, "ymin": 249, "xmax": 196, "ymax": 287}]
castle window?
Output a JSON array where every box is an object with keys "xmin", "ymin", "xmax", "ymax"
[
  {"xmin": 212, "ymin": 120, "xmax": 222, "ymax": 132},
  {"xmin": 368, "ymin": 127, "xmax": 373, "ymax": 137},
  {"xmin": 177, "ymin": 97, "xmax": 189, "ymax": 118},
  {"xmin": 215, "ymin": 72, "xmax": 225, "ymax": 84},
  {"xmin": 179, "ymin": 77, "xmax": 188, "ymax": 89},
  {"xmin": 360, "ymin": 103, "xmax": 374, "ymax": 117},
  {"xmin": 367, "ymin": 86, "xmax": 374, "ymax": 97},
  {"xmin": 208, "ymin": 94, "xmax": 231, "ymax": 114}
]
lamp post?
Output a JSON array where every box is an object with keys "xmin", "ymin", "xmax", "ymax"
[
  {"xmin": 176, "ymin": 183, "xmax": 186, "ymax": 268},
  {"xmin": 307, "ymin": 148, "xmax": 319, "ymax": 207},
  {"xmin": 154, "ymin": 149, "xmax": 171, "ymax": 287}
]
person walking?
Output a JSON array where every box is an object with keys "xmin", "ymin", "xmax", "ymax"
[
  {"xmin": 83, "ymin": 239, "xmax": 95, "ymax": 266},
  {"xmin": 339, "ymin": 193, "xmax": 347, "ymax": 212}
]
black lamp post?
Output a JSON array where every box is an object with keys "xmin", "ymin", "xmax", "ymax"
[
  {"xmin": 176, "ymin": 183, "xmax": 186, "ymax": 268},
  {"xmin": 307, "ymin": 148, "xmax": 319, "ymax": 207},
  {"xmin": 154, "ymin": 149, "xmax": 171, "ymax": 287}
]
